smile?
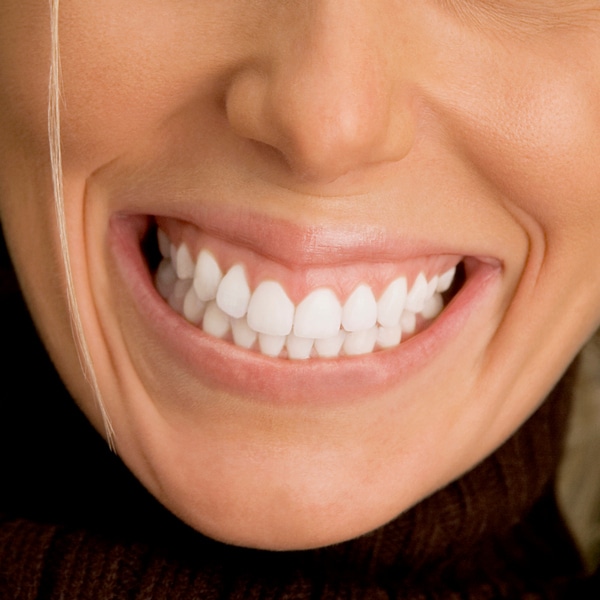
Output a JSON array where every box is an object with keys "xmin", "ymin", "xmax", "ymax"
[
  {"xmin": 154, "ymin": 227, "xmax": 460, "ymax": 359},
  {"xmin": 108, "ymin": 208, "xmax": 501, "ymax": 404}
]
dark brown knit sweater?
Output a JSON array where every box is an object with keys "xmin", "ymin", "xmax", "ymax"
[{"xmin": 0, "ymin": 233, "xmax": 597, "ymax": 599}]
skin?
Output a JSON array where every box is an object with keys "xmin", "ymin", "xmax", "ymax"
[{"xmin": 1, "ymin": 0, "xmax": 600, "ymax": 550}]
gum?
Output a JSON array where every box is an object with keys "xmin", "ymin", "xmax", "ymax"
[{"xmin": 156, "ymin": 217, "xmax": 462, "ymax": 305}]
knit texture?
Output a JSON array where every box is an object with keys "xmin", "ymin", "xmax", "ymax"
[{"xmin": 0, "ymin": 232, "xmax": 597, "ymax": 599}]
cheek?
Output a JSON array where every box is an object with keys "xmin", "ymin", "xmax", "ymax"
[
  {"xmin": 53, "ymin": 3, "xmax": 238, "ymax": 172},
  {"xmin": 0, "ymin": 5, "xmax": 52, "ymax": 166},
  {"xmin": 459, "ymin": 64, "xmax": 600, "ymax": 246}
]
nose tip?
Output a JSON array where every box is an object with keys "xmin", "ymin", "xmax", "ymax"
[{"xmin": 224, "ymin": 7, "xmax": 416, "ymax": 184}]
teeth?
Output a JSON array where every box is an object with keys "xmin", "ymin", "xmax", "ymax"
[
  {"xmin": 175, "ymin": 243, "xmax": 195, "ymax": 280},
  {"xmin": 314, "ymin": 330, "xmax": 346, "ymax": 358},
  {"xmin": 183, "ymin": 285, "xmax": 206, "ymax": 324},
  {"xmin": 342, "ymin": 284, "xmax": 378, "ymax": 332},
  {"xmin": 194, "ymin": 250, "xmax": 223, "ymax": 301},
  {"xmin": 294, "ymin": 288, "xmax": 342, "ymax": 339},
  {"xmin": 405, "ymin": 272, "xmax": 428, "ymax": 313},
  {"xmin": 286, "ymin": 334, "xmax": 314, "ymax": 360},
  {"xmin": 377, "ymin": 325, "xmax": 402, "ymax": 348},
  {"xmin": 155, "ymin": 259, "xmax": 177, "ymax": 298},
  {"xmin": 421, "ymin": 293, "xmax": 444, "ymax": 320},
  {"xmin": 258, "ymin": 333, "xmax": 287, "ymax": 357},
  {"xmin": 216, "ymin": 265, "xmax": 251, "ymax": 318},
  {"xmin": 247, "ymin": 281, "xmax": 295, "ymax": 336},
  {"xmin": 155, "ymin": 233, "xmax": 459, "ymax": 359},
  {"xmin": 343, "ymin": 326, "xmax": 378, "ymax": 356},
  {"xmin": 400, "ymin": 311, "xmax": 417, "ymax": 335},
  {"xmin": 168, "ymin": 279, "xmax": 192, "ymax": 313},
  {"xmin": 437, "ymin": 266, "xmax": 456, "ymax": 293},
  {"xmin": 157, "ymin": 228, "xmax": 171, "ymax": 258},
  {"xmin": 426, "ymin": 275, "xmax": 439, "ymax": 298},
  {"xmin": 377, "ymin": 277, "xmax": 407, "ymax": 327},
  {"xmin": 231, "ymin": 317, "xmax": 258, "ymax": 349},
  {"xmin": 202, "ymin": 301, "xmax": 231, "ymax": 339}
]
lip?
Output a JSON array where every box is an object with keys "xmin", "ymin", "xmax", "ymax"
[{"xmin": 108, "ymin": 209, "xmax": 502, "ymax": 406}]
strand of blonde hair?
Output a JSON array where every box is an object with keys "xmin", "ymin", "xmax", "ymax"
[{"xmin": 48, "ymin": 0, "xmax": 115, "ymax": 449}]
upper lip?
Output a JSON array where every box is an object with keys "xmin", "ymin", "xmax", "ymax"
[{"xmin": 120, "ymin": 201, "xmax": 493, "ymax": 269}]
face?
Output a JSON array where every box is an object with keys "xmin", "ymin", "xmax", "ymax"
[{"xmin": 1, "ymin": 0, "xmax": 600, "ymax": 550}]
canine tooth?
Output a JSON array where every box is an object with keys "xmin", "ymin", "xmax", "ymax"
[
  {"xmin": 168, "ymin": 278, "xmax": 192, "ymax": 313},
  {"xmin": 377, "ymin": 325, "xmax": 402, "ymax": 348},
  {"xmin": 216, "ymin": 265, "xmax": 251, "ymax": 318},
  {"xmin": 400, "ymin": 311, "xmax": 417, "ymax": 334},
  {"xmin": 343, "ymin": 327, "xmax": 378, "ymax": 356},
  {"xmin": 286, "ymin": 334, "xmax": 314, "ymax": 360},
  {"xmin": 193, "ymin": 250, "xmax": 223, "ymax": 301},
  {"xmin": 421, "ymin": 293, "xmax": 444, "ymax": 320},
  {"xmin": 294, "ymin": 288, "xmax": 342, "ymax": 339},
  {"xmin": 342, "ymin": 284, "xmax": 378, "ymax": 332},
  {"xmin": 405, "ymin": 273, "xmax": 428, "ymax": 313},
  {"xmin": 175, "ymin": 243, "xmax": 195, "ymax": 279},
  {"xmin": 247, "ymin": 281, "xmax": 294, "ymax": 336},
  {"xmin": 258, "ymin": 333, "xmax": 286, "ymax": 357},
  {"xmin": 377, "ymin": 277, "xmax": 407, "ymax": 327},
  {"xmin": 202, "ymin": 301, "xmax": 231, "ymax": 339},
  {"xmin": 437, "ymin": 266, "xmax": 456, "ymax": 293},
  {"xmin": 314, "ymin": 330, "xmax": 346, "ymax": 358},
  {"xmin": 183, "ymin": 286, "xmax": 206, "ymax": 324},
  {"xmin": 155, "ymin": 259, "xmax": 177, "ymax": 299},
  {"xmin": 157, "ymin": 229, "xmax": 171, "ymax": 258},
  {"xmin": 231, "ymin": 317, "xmax": 257, "ymax": 349}
]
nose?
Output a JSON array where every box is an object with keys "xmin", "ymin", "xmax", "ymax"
[{"xmin": 225, "ymin": 1, "xmax": 416, "ymax": 184}]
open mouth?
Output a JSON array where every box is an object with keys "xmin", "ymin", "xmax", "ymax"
[{"xmin": 141, "ymin": 217, "xmax": 466, "ymax": 360}]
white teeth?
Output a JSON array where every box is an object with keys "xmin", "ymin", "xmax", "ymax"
[
  {"xmin": 175, "ymin": 243, "xmax": 195, "ymax": 280},
  {"xmin": 155, "ymin": 259, "xmax": 178, "ymax": 299},
  {"xmin": 157, "ymin": 233, "xmax": 459, "ymax": 359},
  {"xmin": 247, "ymin": 281, "xmax": 295, "ymax": 336},
  {"xmin": 342, "ymin": 284, "xmax": 378, "ymax": 332},
  {"xmin": 343, "ymin": 326, "xmax": 378, "ymax": 356},
  {"xmin": 157, "ymin": 229, "xmax": 171, "ymax": 258},
  {"xmin": 294, "ymin": 288, "xmax": 342, "ymax": 339},
  {"xmin": 258, "ymin": 333, "xmax": 286, "ymax": 357},
  {"xmin": 421, "ymin": 293, "xmax": 444, "ymax": 320},
  {"xmin": 286, "ymin": 334, "xmax": 314, "ymax": 360},
  {"xmin": 183, "ymin": 285, "xmax": 206, "ymax": 324},
  {"xmin": 231, "ymin": 317, "xmax": 258, "ymax": 349},
  {"xmin": 377, "ymin": 277, "xmax": 407, "ymax": 327},
  {"xmin": 405, "ymin": 272, "xmax": 428, "ymax": 313},
  {"xmin": 216, "ymin": 265, "xmax": 251, "ymax": 318},
  {"xmin": 168, "ymin": 278, "xmax": 192, "ymax": 313},
  {"xmin": 377, "ymin": 325, "xmax": 402, "ymax": 348},
  {"xmin": 202, "ymin": 301, "xmax": 231, "ymax": 339},
  {"xmin": 426, "ymin": 275, "xmax": 439, "ymax": 298},
  {"xmin": 314, "ymin": 330, "xmax": 346, "ymax": 358},
  {"xmin": 194, "ymin": 250, "xmax": 223, "ymax": 301},
  {"xmin": 437, "ymin": 266, "xmax": 456, "ymax": 293},
  {"xmin": 400, "ymin": 311, "xmax": 417, "ymax": 335}
]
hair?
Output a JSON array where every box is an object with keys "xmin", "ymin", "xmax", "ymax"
[{"xmin": 48, "ymin": 0, "xmax": 115, "ymax": 449}]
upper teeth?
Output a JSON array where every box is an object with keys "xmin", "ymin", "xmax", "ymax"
[{"xmin": 155, "ymin": 229, "xmax": 457, "ymax": 359}]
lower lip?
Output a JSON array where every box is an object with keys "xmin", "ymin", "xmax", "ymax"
[{"xmin": 109, "ymin": 215, "xmax": 501, "ymax": 406}]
